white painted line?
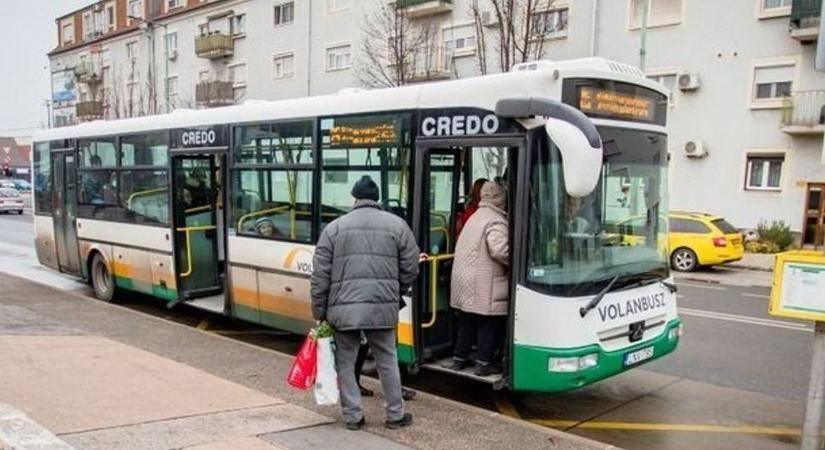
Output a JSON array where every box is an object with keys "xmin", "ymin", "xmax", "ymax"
[
  {"xmin": 680, "ymin": 307, "xmax": 811, "ymax": 332},
  {"xmin": 677, "ymin": 282, "xmax": 728, "ymax": 291},
  {"xmin": 0, "ymin": 403, "xmax": 75, "ymax": 449},
  {"xmin": 741, "ymin": 292, "xmax": 770, "ymax": 299}
]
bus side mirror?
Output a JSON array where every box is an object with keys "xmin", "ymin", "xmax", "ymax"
[{"xmin": 544, "ymin": 118, "xmax": 603, "ymax": 198}]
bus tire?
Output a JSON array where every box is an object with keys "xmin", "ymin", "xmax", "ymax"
[
  {"xmin": 671, "ymin": 248, "xmax": 697, "ymax": 272},
  {"xmin": 90, "ymin": 253, "xmax": 117, "ymax": 302}
]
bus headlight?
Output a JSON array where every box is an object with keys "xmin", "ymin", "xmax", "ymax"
[
  {"xmin": 548, "ymin": 353, "xmax": 599, "ymax": 372},
  {"xmin": 668, "ymin": 324, "xmax": 683, "ymax": 341}
]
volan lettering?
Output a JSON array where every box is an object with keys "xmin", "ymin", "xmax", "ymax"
[{"xmin": 595, "ymin": 292, "xmax": 668, "ymax": 322}]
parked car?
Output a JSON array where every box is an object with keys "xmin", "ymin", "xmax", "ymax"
[
  {"xmin": 12, "ymin": 179, "xmax": 31, "ymax": 191},
  {"xmin": 0, "ymin": 188, "xmax": 24, "ymax": 214},
  {"xmin": 0, "ymin": 179, "xmax": 15, "ymax": 190},
  {"xmin": 668, "ymin": 211, "xmax": 744, "ymax": 272}
]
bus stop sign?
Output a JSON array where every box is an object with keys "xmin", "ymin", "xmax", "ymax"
[{"xmin": 769, "ymin": 250, "xmax": 825, "ymax": 321}]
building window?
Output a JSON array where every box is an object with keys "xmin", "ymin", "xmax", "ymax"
[
  {"xmin": 232, "ymin": 14, "xmax": 247, "ymax": 36},
  {"xmin": 126, "ymin": 41, "xmax": 139, "ymax": 60},
  {"xmin": 165, "ymin": 32, "xmax": 178, "ymax": 57},
  {"xmin": 326, "ymin": 44, "xmax": 352, "ymax": 71},
  {"xmin": 100, "ymin": 49, "xmax": 112, "ymax": 67},
  {"xmin": 327, "ymin": 0, "xmax": 352, "ymax": 13},
  {"xmin": 531, "ymin": 7, "xmax": 569, "ymax": 38},
  {"xmin": 274, "ymin": 2, "xmax": 295, "ymax": 26},
  {"xmin": 648, "ymin": 72, "xmax": 678, "ymax": 106},
  {"xmin": 629, "ymin": 0, "xmax": 682, "ymax": 29},
  {"xmin": 759, "ymin": 0, "xmax": 792, "ymax": 18},
  {"xmin": 443, "ymin": 24, "xmax": 477, "ymax": 57},
  {"xmin": 128, "ymin": 0, "xmax": 142, "ymax": 19},
  {"xmin": 273, "ymin": 53, "xmax": 295, "ymax": 79},
  {"xmin": 229, "ymin": 63, "xmax": 247, "ymax": 102},
  {"xmin": 746, "ymin": 155, "xmax": 784, "ymax": 190},
  {"xmin": 167, "ymin": 0, "xmax": 182, "ymax": 11},
  {"xmin": 106, "ymin": 5, "xmax": 115, "ymax": 30},
  {"xmin": 83, "ymin": 12, "xmax": 94, "ymax": 40},
  {"xmin": 62, "ymin": 21, "xmax": 74, "ymax": 45},
  {"xmin": 166, "ymin": 76, "xmax": 179, "ymax": 105},
  {"xmin": 751, "ymin": 60, "xmax": 795, "ymax": 108}
]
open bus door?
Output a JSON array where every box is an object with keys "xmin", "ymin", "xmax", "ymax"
[
  {"xmin": 51, "ymin": 148, "xmax": 82, "ymax": 276},
  {"xmin": 411, "ymin": 138, "xmax": 521, "ymax": 388}
]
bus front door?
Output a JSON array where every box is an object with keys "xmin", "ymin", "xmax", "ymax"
[
  {"xmin": 171, "ymin": 154, "xmax": 223, "ymax": 302},
  {"xmin": 412, "ymin": 147, "xmax": 462, "ymax": 364},
  {"xmin": 52, "ymin": 151, "xmax": 82, "ymax": 275}
]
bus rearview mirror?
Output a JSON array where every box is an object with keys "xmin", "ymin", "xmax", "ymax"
[{"xmin": 545, "ymin": 118, "xmax": 603, "ymax": 198}]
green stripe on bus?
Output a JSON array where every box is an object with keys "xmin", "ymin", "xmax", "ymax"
[
  {"xmin": 512, "ymin": 319, "xmax": 681, "ymax": 393},
  {"xmin": 114, "ymin": 275, "xmax": 177, "ymax": 301}
]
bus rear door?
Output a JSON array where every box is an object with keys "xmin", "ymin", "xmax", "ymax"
[{"xmin": 52, "ymin": 148, "xmax": 82, "ymax": 275}]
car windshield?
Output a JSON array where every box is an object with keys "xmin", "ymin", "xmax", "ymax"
[
  {"xmin": 527, "ymin": 126, "xmax": 669, "ymax": 297},
  {"xmin": 0, "ymin": 188, "xmax": 20, "ymax": 197}
]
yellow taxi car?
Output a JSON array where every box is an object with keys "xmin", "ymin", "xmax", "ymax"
[{"xmin": 668, "ymin": 211, "xmax": 744, "ymax": 272}]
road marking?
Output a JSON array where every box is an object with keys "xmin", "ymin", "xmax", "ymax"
[
  {"xmin": 680, "ymin": 307, "xmax": 810, "ymax": 332},
  {"xmin": 676, "ymin": 282, "xmax": 728, "ymax": 291},
  {"xmin": 532, "ymin": 419, "xmax": 802, "ymax": 436},
  {"xmin": 0, "ymin": 403, "xmax": 75, "ymax": 449},
  {"xmin": 741, "ymin": 292, "xmax": 770, "ymax": 299},
  {"xmin": 493, "ymin": 392, "xmax": 522, "ymax": 420}
]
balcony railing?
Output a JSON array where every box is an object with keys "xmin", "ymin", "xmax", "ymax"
[
  {"xmin": 781, "ymin": 90, "xmax": 825, "ymax": 134},
  {"xmin": 76, "ymin": 101, "xmax": 104, "ymax": 120},
  {"xmin": 74, "ymin": 61, "xmax": 101, "ymax": 84},
  {"xmin": 403, "ymin": 46, "xmax": 455, "ymax": 82},
  {"xmin": 196, "ymin": 81, "xmax": 235, "ymax": 107},
  {"xmin": 396, "ymin": 0, "xmax": 452, "ymax": 18},
  {"xmin": 195, "ymin": 32, "xmax": 234, "ymax": 59},
  {"xmin": 791, "ymin": 0, "xmax": 821, "ymax": 42}
]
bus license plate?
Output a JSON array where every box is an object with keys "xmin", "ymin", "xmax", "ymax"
[{"xmin": 623, "ymin": 346, "xmax": 654, "ymax": 367}]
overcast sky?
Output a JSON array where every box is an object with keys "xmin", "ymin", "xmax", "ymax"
[{"xmin": 0, "ymin": 0, "xmax": 90, "ymax": 135}]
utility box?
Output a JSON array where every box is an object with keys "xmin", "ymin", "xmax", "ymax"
[{"xmin": 769, "ymin": 250, "xmax": 825, "ymax": 321}]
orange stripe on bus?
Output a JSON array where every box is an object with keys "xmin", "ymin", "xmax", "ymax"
[{"xmin": 398, "ymin": 322, "xmax": 413, "ymax": 346}]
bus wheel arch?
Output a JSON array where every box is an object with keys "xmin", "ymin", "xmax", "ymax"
[
  {"xmin": 89, "ymin": 251, "xmax": 117, "ymax": 302},
  {"xmin": 671, "ymin": 247, "xmax": 698, "ymax": 272}
]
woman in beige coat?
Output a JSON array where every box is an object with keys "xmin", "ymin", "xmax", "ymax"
[{"xmin": 449, "ymin": 180, "xmax": 509, "ymax": 376}]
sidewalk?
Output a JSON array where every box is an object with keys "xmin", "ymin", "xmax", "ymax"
[
  {"xmin": 0, "ymin": 270, "xmax": 614, "ymax": 450},
  {"xmin": 673, "ymin": 253, "xmax": 775, "ymax": 288}
]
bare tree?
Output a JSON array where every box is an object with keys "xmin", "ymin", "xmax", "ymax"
[
  {"xmin": 356, "ymin": 1, "xmax": 440, "ymax": 88},
  {"xmin": 469, "ymin": 0, "xmax": 557, "ymax": 74}
]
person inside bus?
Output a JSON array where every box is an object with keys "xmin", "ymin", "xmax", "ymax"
[
  {"xmin": 455, "ymin": 178, "xmax": 488, "ymax": 237},
  {"xmin": 255, "ymin": 217, "xmax": 284, "ymax": 238},
  {"xmin": 564, "ymin": 195, "xmax": 592, "ymax": 235},
  {"xmin": 449, "ymin": 180, "xmax": 510, "ymax": 376}
]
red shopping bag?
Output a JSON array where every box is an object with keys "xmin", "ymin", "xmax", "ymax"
[{"xmin": 287, "ymin": 333, "xmax": 318, "ymax": 390}]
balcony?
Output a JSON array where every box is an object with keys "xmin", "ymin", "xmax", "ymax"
[
  {"xmin": 396, "ymin": 0, "xmax": 452, "ymax": 18},
  {"xmin": 781, "ymin": 90, "xmax": 825, "ymax": 134},
  {"xmin": 75, "ymin": 101, "xmax": 104, "ymax": 121},
  {"xmin": 196, "ymin": 81, "xmax": 234, "ymax": 107},
  {"xmin": 74, "ymin": 62, "xmax": 101, "ymax": 85},
  {"xmin": 790, "ymin": 0, "xmax": 821, "ymax": 43},
  {"xmin": 195, "ymin": 32, "xmax": 234, "ymax": 59}
]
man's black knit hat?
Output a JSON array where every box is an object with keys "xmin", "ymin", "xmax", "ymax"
[{"xmin": 351, "ymin": 175, "xmax": 380, "ymax": 201}]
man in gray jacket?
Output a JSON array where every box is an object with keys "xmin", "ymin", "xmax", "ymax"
[{"xmin": 311, "ymin": 175, "xmax": 420, "ymax": 431}]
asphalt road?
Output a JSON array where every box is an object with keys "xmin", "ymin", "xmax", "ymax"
[{"xmin": 0, "ymin": 212, "xmax": 814, "ymax": 450}]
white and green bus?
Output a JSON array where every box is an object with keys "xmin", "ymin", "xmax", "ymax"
[{"xmin": 32, "ymin": 57, "xmax": 680, "ymax": 392}]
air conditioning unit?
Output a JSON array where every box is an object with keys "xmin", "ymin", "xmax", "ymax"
[
  {"xmin": 684, "ymin": 139, "xmax": 708, "ymax": 158},
  {"xmin": 678, "ymin": 72, "xmax": 701, "ymax": 91},
  {"xmin": 481, "ymin": 10, "xmax": 498, "ymax": 27}
]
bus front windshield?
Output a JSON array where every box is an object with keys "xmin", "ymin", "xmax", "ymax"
[{"xmin": 527, "ymin": 126, "xmax": 669, "ymax": 297}]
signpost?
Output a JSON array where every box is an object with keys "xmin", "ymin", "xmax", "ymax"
[{"xmin": 769, "ymin": 250, "xmax": 825, "ymax": 450}]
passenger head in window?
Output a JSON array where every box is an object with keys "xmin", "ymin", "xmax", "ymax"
[
  {"xmin": 255, "ymin": 217, "xmax": 282, "ymax": 238},
  {"xmin": 456, "ymin": 178, "xmax": 488, "ymax": 237}
]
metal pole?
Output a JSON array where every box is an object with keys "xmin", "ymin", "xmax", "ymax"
[
  {"xmin": 639, "ymin": 0, "xmax": 650, "ymax": 71},
  {"xmin": 815, "ymin": 0, "xmax": 825, "ymax": 71},
  {"xmin": 162, "ymin": 23, "xmax": 170, "ymax": 112},
  {"xmin": 802, "ymin": 321, "xmax": 825, "ymax": 450}
]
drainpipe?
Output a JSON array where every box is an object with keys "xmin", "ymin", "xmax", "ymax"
[
  {"xmin": 589, "ymin": 0, "xmax": 599, "ymax": 56},
  {"xmin": 306, "ymin": 1, "xmax": 313, "ymax": 97},
  {"xmin": 639, "ymin": 0, "xmax": 650, "ymax": 71}
]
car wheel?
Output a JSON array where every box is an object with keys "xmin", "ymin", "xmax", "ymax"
[
  {"xmin": 671, "ymin": 248, "xmax": 698, "ymax": 272},
  {"xmin": 91, "ymin": 253, "xmax": 116, "ymax": 302}
]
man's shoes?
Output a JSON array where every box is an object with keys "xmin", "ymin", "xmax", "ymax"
[
  {"xmin": 346, "ymin": 417, "xmax": 366, "ymax": 431},
  {"xmin": 444, "ymin": 358, "xmax": 471, "ymax": 371},
  {"xmin": 402, "ymin": 388, "xmax": 417, "ymax": 401},
  {"xmin": 474, "ymin": 363, "xmax": 502, "ymax": 377},
  {"xmin": 385, "ymin": 413, "xmax": 413, "ymax": 429},
  {"xmin": 359, "ymin": 385, "xmax": 375, "ymax": 397}
]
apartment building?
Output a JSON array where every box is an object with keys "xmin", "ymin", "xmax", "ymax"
[{"xmin": 48, "ymin": 0, "xmax": 825, "ymax": 243}]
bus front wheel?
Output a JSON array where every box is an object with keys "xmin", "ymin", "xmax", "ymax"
[{"xmin": 91, "ymin": 253, "xmax": 116, "ymax": 302}]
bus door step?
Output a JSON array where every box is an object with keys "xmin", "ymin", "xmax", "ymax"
[{"xmin": 421, "ymin": 357, "xmax": 504, "ymax": 386}]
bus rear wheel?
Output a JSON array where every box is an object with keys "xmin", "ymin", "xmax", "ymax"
[{"xmin": 91, "ymin": 254, "xmax": 116, "ymax": 302}]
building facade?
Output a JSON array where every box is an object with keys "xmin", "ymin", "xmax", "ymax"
[{"xmin": 48, "ymin": 0, "xmax": 825, "ymax": 244}]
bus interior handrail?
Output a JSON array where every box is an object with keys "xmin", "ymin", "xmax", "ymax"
[
  {"xmin": 422, "ymin": 254, "xmax": 454, "ymax": 329},
  {"xmin": 176, "ymin": 225, "xmax": 218, "ymax": 278}
]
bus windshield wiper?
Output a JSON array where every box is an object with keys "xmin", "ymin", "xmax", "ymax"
[
  {"xmin": 660, "ymin": 280, "xmax": 678, "ymax": 293},
  {"xmin": 579, "ymin": 275, "xmax": 620, "ymax": 318}
]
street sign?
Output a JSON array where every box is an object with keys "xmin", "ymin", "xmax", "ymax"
[{"xmin": 770, "ymin": 250, "xmax": 825, "ymax": 321}]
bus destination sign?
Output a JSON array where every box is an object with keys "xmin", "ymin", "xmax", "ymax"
[
  {"xmin": 329, "ymin": 121, "xmax": 398, "ymax": 147},
  {"xmin": 578, "ymin": 87, "xmax": 656, "ymax": 122}
]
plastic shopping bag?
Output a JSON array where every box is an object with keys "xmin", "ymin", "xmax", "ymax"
[
  {"xmin": 286, "ymin": 331, "xmax": 317, "ymax": 390},
  {"xmin": 314, "ymin": 324, "xmax": 340, "ymax": 406}
]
